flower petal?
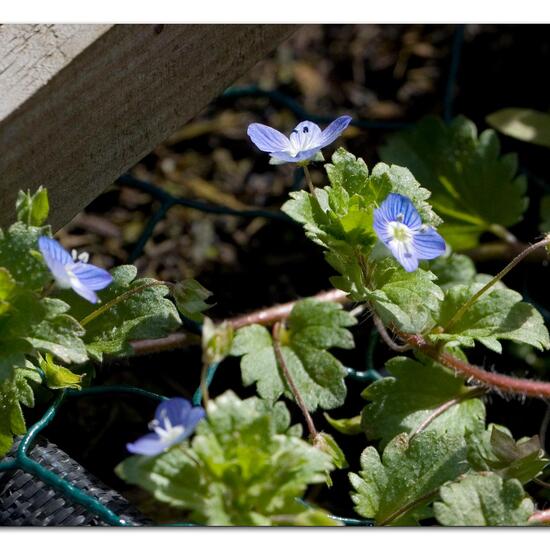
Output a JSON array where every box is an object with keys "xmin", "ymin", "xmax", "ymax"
[
  {"xmin": 289, "ymin": 121, "xmax": 323, "ymax": 152},
  {"xmin": 184, "ymin": 406, "xmax": 206, "ymax": 434},
  {"xmin": 71, "ymin": 262, "xmax": 113, "ymax": 291},
  {"xmin": 70, "ymin": 277, "xmax": 99, "ymax": 304},
  {"xmin": 127, "ymin": 432, "xmax": 167, "ymax": 456},
  {"xmin": 388, "ymin": 240, "xmax": 419, "ymax": 272},
  {"xmin": 412, "ymin": 227, "xmax": 447, "ymax": 260},
  {"xmin": 38, "ymin": 236, "xmax": 73, "ymax": 267},
  {"xmin": 318, "ymin": 115, "xmax": 352, "ymax": 147},
  {"xmin": 376, "ymin": 193, "xmax": 422, "ymax": 229},
  {"xmin": 155, "ymin": 397, "xmax": 192, "ymax": 427},
  {"xmin": 247, "ymin": 123, "xmax": 291, "ymax": 153}
]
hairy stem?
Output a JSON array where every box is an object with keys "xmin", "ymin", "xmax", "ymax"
[
  {"xmin": 272, "ymin": 322, "xmax": 318, "ymax": 439},
  {"xmin": 303, "ymin": 165, "xmax": 315, "ymax": 194},
  {"xmin": 409, "ymin": 387, "xmax": 487, "ymax": 441},
  {"xmin": 529, "ymin": 508, "xmax": 550, "ymax": 524},
  {"xmin": 373, "ymin": 314, "xmax": 411, "ymax": 352},
  {"xmin": 404, "ymin": 333, "xmax": 550, "ymax": 398},
  {"xmin": 442, "ymin": 237, "xmax": 550, "ymax": 333}
]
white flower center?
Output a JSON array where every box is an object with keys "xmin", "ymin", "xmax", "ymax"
[
  {"xmin": 388, "ymin": 220, "xmax": 413, "ymax": 244},
  {"xmin": 54, "ymin": 264, "xmax": 80, "ymax": 289},
  {"xmin": 149, "ymin": 415, "xmax": 185, "ymax": 447}
]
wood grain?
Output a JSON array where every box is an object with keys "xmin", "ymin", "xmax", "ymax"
[{"xmin": 0, "ymin": 24, "xmax": 296, "ymax": 229}]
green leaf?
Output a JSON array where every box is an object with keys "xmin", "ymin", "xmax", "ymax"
[
  {"xmin": 313, "ymin": 431, "xmax": 348, "ymax": 471},
  {"xmin": 0, "ymin": 267, "xmax": 16, "ymax": 315},
  {"xmin": 116, "ymin": 391, "xmax": 333, "ymax": 526},
  {"xmin": 172, "ymin": 279, "xmax": 214, "ymax": 322},
  {"xmin": 380, "ymin": 116, "xmax": 528, "ymax": 250},
  {"xmin": 487, "ymin": 108, "xmax": 550, "ymax": 149},
  {"xmin": 16, "ymin": 187, "xmax": 50, "ymax": 227},
  {"xmin": 230, "ymin": 298, "xmax": 356, "ymax": 411},
  {"xmin": 324, "ymin": 413, "xmax": 362, "ymax": 435},
  {"xmin": 349, "ymin": 431, "xmax": 468, "ymax": 525},
  {"xmin": 362, "ymin": 355, "xmax": 486, "ymax": 447},
  {"xmin": 39, "ymin": 353, "xmax": 83, "ymax": 390},
  {"xmin": 0, "ymin": 222, "xmax": 50, "ymax": 290},
  {"xmin": 363, "ymin": 258, "xmax": 444, "ymax": 333},
  {"xmin": 467, "ymin": 424, "xmax": 549, "ymax": 484},
  {"xmin": 432, "ymin": 283, "xmax": 550, "ymax": 353},
  {"xmin": 0, "ymin": 291, "xmax": 87, "ymax": 363},
  {"xmin": 0, "ymin": 354, "xmax": 41, "ymax": 456},
  {"xmin": 429, "ymin": 253, "xmax": 477, "ymax": 289},
  {"xmin": 434, "ymin": 472, "xmax": 535, "ymax": 526},
  {"xmin": 62, "ymin": 265, "xmax": 181, "ymax": 360}
]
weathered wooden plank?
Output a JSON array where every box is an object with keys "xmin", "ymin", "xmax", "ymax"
[{"xmin": 0, "ymin": 24, "xmax": 296, "ymax": 229}]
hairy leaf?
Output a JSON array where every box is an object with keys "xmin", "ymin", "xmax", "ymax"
[
  {"xmin": 362, "ymin": 355, "xmax": 486, "ymax": 447},
  {"xmin": 230, "ymin": 299, "xmax": 355, "ymax": 411},
  {"xmin": 380, "ymin": 116, "xmax": 528, "ymax": 249},
  {"xmin": 467, "ymin": 424, "xmax": 549, "ymax": 484},
  {"xmin": 116, "ymin": 391, "xmax": 333, "ymax": 526},
  {"xmin": 363, "ymin": 258, "xmax": 444, "ymax": 334},
  {"xmin": 0, "ymin": 223, "xmax": 50, "ymax": 290},
  {"xmin": 62, "ymin": 265, "xmax": 180, "ymax": 360},
  {"xmin": 0, "ymin": 354, "xmax": 41, "ymax": 456},
  {"xmin": 349, "ymin": 431, "xmax": 468, "ymax": 525},
  {"xmin": 172, "ymin": 279, "xmax": 214, "ymax": 323},
  {"xmin": 432, "ymin": 283, "xmax": 550, "ymax": 353},
  {"xmin": 39, "ymin": 353, "xmax": 83, "ymax": 390},
  {"xmin": 434, "ymin": 473, "xmax": 534, "ymax": 526}
]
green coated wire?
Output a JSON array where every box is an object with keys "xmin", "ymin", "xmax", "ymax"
[
  {"xmin": 344, "ymin": 327, "xmax": 383, "ymax": 382},
  {"xmin": 192, "ymin": 362, "xmax": 220, "ymax": 406},
  {"xmin": 1, "ymin": 385, "xmax": 168, "ymax": 526}
]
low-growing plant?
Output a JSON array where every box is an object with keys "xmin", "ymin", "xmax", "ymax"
[{"xmin": 4, "ymin": 114, "xmax": 550, "ymax": 526}]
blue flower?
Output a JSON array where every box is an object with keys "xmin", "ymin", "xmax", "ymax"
[
  {"xmin": 38, "ymin": 236, "xmax": 113, "ymax": 304},
  {"xmin": 127, "ymin": 398, "xmax": 205, "ymax": 457},
  {"xmin": 373, "ymin": 193, "xmax": 446, "ymax": 272},
  {"xmin": 247, "ymin": 115, "xmax": 352, "ymax": 164}
]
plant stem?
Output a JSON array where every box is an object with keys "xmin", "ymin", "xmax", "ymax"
[
  {"xmin": 488, "ymin": 224, "xmax": 518, "ymax": 244},
  {"xmin": 303, "ymin": 165, "xmax": 315, "ymax": 194},
  {"xmin": 442, "ymin": 237, "xmax": 550, "ymax": 333},
  {"xmin": 529, "ymin": 508, "xmax": 550, "ymax": 524},
  {"xmin": 403, "ymin": 332, "xmax": 550, "ymax": 398},
  {"xmin": 372, "ymin": 314, "xmax": 411, "ymax": 352},
  {"xmin": 408, "ymin": 387, "xmax": 487, "ymax": 442},
  {"xmin": 272, "ymin": 322, "xmax": 318, "ymax": 439},
  {"xmin": 80, "ymin": 281, "xmax": 168, "ymax": 327}
]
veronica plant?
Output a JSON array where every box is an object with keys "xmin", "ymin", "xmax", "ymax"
[{"xmin": 116, "ymin": 114, "xmax": 550, "ymax": 527}]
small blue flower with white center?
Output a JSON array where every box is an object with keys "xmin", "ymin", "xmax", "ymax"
[
  {"xmin": 373, "ymin": 193, "xmax": 446, "ymax": 272},
  {"xmin": 127, "ymin": 398, "xmax": 205, "ymax": 457},
  {"xmin": 38, "ymin": 236, "xmax": 113, "ymax": 304},
  {"xmin": 247, "ymin": 115, "xmax": 352, "ymax": 165}
]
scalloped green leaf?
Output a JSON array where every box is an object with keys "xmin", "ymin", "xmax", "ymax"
[
  {"xmin": 230, "ymin": 299, "xmax": 355, "ymax": 411},
  {"xmin": 434, "ymin": 473, "xmax": 534, "ymax": 526},
  {"xmin": 61, "ymin": 265, "xmax": 181, "ymax": 360},
  {"xmin": 363, "ymin": 258, "xmax": 444, "ymax": 334},
  {"xmin": 362, "ymin": 355, "xmax": 486, "ymax": 447},
  {"xmin": 0, "ymin": 354, "xmax": 41, "ymax": 456},
  {"xmin": 432, "ymin": 283, "xmax": 550, "ymax": 353},
  {"xmin": 467, "ymin": 424, "xmax": 549, "ymax": 484},
  {"xmin": 349, "ymin": 431, "xmax": 468, "ymax": 525}
]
